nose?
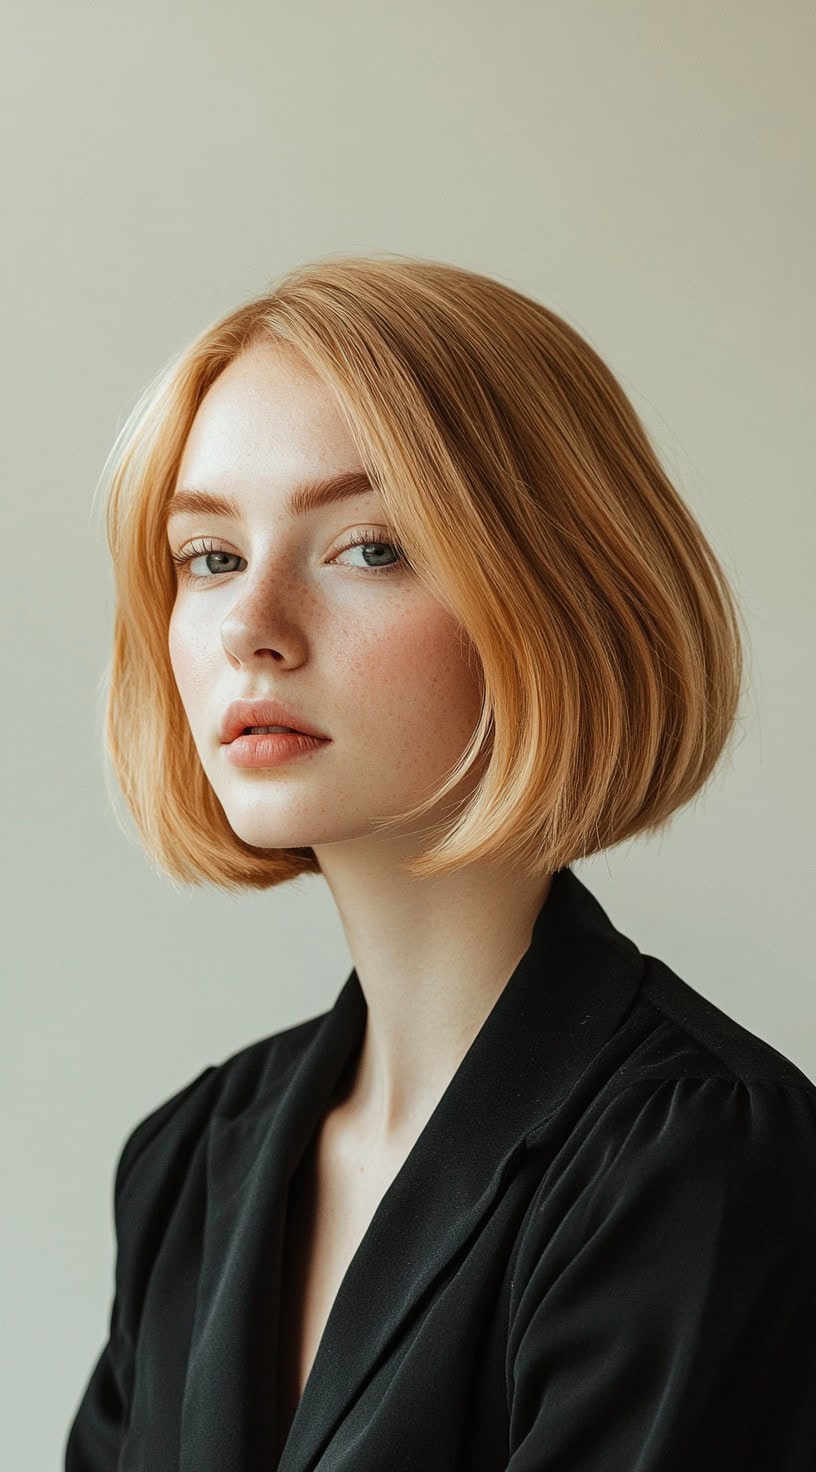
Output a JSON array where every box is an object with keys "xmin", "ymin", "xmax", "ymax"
[{"xmin": 219, "ymin": 579, "xmax": 309, "ymax": 668}]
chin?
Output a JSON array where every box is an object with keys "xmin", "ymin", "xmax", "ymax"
[{"xmin": 222, "ymin": 813, "xmax": 316, "ymax": 850}]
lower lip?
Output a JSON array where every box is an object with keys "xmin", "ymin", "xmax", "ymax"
[{"xmin": 224, "ymin": 731, "xmax": 331, "ymax": 767}]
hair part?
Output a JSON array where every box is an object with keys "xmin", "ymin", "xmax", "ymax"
[{"xmin": 97, "ymin": 250, "xmax": 748, "ymax": 890}]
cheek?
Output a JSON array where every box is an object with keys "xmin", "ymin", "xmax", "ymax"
[
  {"xmin": 342, "ymin": 603, "xmax": 484, "ymax": 746},
  {"xmin": 167, "ymin": 607, "xmax": 213, "ymax": 705}
]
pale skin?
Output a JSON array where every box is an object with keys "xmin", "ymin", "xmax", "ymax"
[{"xmin": 167, "ymin": 340, "xmax": 553, "ymax": 1419}]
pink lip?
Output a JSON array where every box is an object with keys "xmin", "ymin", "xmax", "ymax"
[
  {"xmin": 220, "ymin": 698, "xmax": 328, "ymax": 744},
  {"xmin": 224, "ymin": 730, "xmax": 330, "ymax": 768}
]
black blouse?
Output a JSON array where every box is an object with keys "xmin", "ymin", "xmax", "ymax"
[{"xmin": 64, "ymin": 867, "xmax": 816, "ymax": 1471}]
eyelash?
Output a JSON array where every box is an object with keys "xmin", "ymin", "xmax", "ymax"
[{"xmin": 169, "ymin": 528, "xmax": 407, "ymax": 584}]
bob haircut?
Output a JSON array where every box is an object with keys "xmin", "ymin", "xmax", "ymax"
[{"xmin": 98, "ymin": 251, "xmax": 747, "ymax": 891}]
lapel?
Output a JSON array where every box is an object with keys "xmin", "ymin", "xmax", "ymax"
[{"xmin": 178, "ymin": 866, "xmax": 645, "ymax": 1472}]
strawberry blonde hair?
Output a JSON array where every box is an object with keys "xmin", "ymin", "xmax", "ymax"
[{"xmin": 97, "ymin": 252, "xmax": 747, "ymax": 891}]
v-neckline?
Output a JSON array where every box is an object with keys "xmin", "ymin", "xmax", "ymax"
[{"xmin": 178, "ymin": 867, "xmax": 647, "ymax": 1472}]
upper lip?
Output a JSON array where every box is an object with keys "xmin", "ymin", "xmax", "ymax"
[{"xmin": 220, "ymin": 699, "xmax": 330, "ymax": 743}]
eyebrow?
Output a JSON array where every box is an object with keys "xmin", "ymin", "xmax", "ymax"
[{"xmin": 165, "ymin": 469, "xmax": 377, "ymax": 524}]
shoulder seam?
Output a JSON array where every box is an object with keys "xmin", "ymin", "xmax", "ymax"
[
  {"xmin": 639, "ymin": 958, "xmax": 816, "ymax": 1091},
  {"xmin": 610, "ymin": 1071, "xmax": 816, "ymax": 1096}
]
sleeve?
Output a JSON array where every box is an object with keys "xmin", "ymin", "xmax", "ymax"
[
  {"xmin": 505, "ymin": 1075, "xmax": 816, "ymax": 1472},
  {"xmin": 63, "ymin": 1065, "xmax": 217, "ymax": 1471}
]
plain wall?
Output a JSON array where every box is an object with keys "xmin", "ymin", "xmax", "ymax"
[{"xmin": 1, "ymin": 2, "xmax": 813, "ymax": 1465}]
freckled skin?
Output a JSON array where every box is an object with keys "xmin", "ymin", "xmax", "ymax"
[{"xmin": 167, "ymin": 342, "xmax": 486, "ymax": 854}]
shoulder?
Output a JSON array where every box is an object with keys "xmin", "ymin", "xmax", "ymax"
[
  {"xmin": 514, "ymin": 1067, "xmax": 816, "ymax": 1331},
  {"xmin": 611, "ymin": 950, "xmax": 816, "ymax": 1189},
  {"xmin": 513, "ymin": 956, "xmax": 816, "ymax": 1303},
  {"xmin": 507, "ymin": 961, "xmax": 816, "ymax": 1460},
  {"xmin": 113, "ymin": 1006, "xmax": 328, "ymax": 1204},
  {"xmin": 510, "ymin": 1072, "xmax": 816, "ymax": 1374},
  {"xmin": 580, "ymin": 1070, "xmax": 816, "ymax": 1220},
  {"xmin": 630, "ymin": 950, "xmax": 816, "ymax": 1093}
]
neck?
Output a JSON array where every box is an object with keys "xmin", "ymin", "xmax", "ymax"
[{"xmin": 313, "ymin": 837, "xmax": 553, "ymax": 1149}]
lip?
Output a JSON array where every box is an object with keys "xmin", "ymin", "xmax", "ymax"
[
  {"xmin": 224, "ymin": 730, "xmax": 330, "ymax": 768},
  {"xmin": 220, "ymin": 699, "xmax": 330, "ymax": 744}
]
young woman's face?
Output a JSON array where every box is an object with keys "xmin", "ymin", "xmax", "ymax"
[{"xmin": 167, "ymin": 342, "xmax": 485, "ymax": 854}]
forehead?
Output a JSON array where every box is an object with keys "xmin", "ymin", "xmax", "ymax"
[{"xmin": 177, "ymin": 342, "xmax": 360, "ymax": 486}]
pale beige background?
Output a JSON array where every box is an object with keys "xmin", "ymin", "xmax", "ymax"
[{"xmin": 1, "ymin": 1, "xmax": 814, "ymax": 1465}]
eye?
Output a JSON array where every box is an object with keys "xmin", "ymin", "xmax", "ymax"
[
  {"xmin": 168, "ymin": 528, "xmax": 409, "ymax": 584},
  {"xmin": 331, "ymin": 528, "xmax": 407, "ymax": 576},
  {"xmin": 169, "ymin": 539, "xmax": 245, "ymax": 583}
]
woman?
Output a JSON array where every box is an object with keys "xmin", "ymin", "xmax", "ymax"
[{"xmin": 65, "ymin": 253, "xmax": 816, "ymax": 1470}]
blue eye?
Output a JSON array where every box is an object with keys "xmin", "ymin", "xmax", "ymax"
[
  {"xmin": 170, "ymin": 540, "xmax": 245, "ymax": 583},
  {"xmin": 169, "ymin": 530, "xmax": 408, "ymax": 584},
  {"xmin": 332, "ymin": 528, "xmax": 406, "ymax": 575}
]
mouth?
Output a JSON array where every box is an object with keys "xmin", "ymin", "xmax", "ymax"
[
  {"xmin": 220, "ymin": 701, "xmax": 330, "ymax": 743},
  {"xmin": 227, "ymin": 725, "xmax": 331, "ymax": 745},
  {"xmin": 241, "ymin": 725, "xmax": 304, "ymax": 735},
  {"xmin": 224, "ymin": 725, "xmax": 331, "ymax": 768}
]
